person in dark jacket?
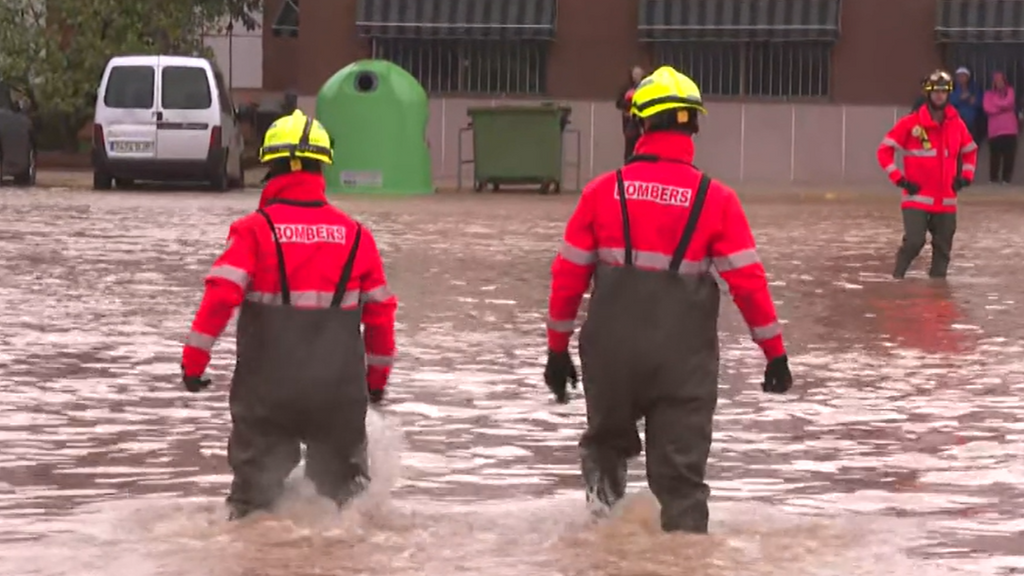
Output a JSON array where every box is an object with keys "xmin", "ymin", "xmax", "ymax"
[
  {"xmin": 952, "ymin": 67, "xmax": 985, "ymax": 144},
  {"xmin": 615, "ymin": 66, "xmax": 645, "ymax": 162}
]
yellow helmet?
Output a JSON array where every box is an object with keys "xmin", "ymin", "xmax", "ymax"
[
  {"xmin": 259, "ymin": 109, "xmax": 333, "ymax": 166},
  {"xmin": 630, "ymin": 66, "xmax": 707, "ymax": 120}
]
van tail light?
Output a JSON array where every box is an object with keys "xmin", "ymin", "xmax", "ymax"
[
  {"xmin": 93, "ymin": 123, "xmax": 105, "ymax": 149},
  {"xmin": 209, "ymin": 126, "xmax": 222, "ymax": 153}
]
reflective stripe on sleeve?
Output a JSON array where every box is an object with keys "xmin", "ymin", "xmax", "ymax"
[
  {"xmin": 884, "ymin": 163, "xmax": 899, "ymax": 174},
  {"xmin": 942, "ymin": 197, "xmax": 957, "ymax": 206},
  {"xmin": 962, "ymin": 142, "xmax": 978, "ymax": 153},
  {"xmin": 751, "ymin": 322, "xmax": 782, "ymax": 341},
  {"xmin": 712, "ymin": 248, "xmax": 760, "ymax": 272},
  {"xmin": 961, "ymin": 163, "xmax": 976, "ymax": 172},
  {"xmin": 596, "ymin": 247, "xmax": 711, "ymax": 275},
  {"xmin": 881, "ymin": 138, "xmax": 901, "ymax": 150},
  {"xmin": 558, "ymin": 241, "xmax": 598, "ymax": 266},
  {"xmin": 361, "ymin": 285, "xmax": 394, "ymax": 304},
  {"xmin": 246, "ymin": 290, "xmax": 361, "ymax": 308},
  {"xmin": 185, "ymin": 330, "xmax": 216, "ymax": 351},
  {"xmin": 366, "ymin": 354, "xmax": 394, "ymax": 367},
  {"xmin": 547, "ymin": 317, "xmax": 575, "ymax": 332},
  {"xmin": 905, "ymin": 149, "xmax": 937, "ymax": 157},
  {"xmin": 209, "ymin": 265, "xmax": 249, "ymax": 289}
]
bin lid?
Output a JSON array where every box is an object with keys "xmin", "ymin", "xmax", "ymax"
[{"xmin": 467, "ymin": 104, "xmax": 571, "ymax": 114}]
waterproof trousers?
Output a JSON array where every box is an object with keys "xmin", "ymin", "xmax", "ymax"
[
  {"xmin": 894, "ymin": 208, "xmax": 957, "ymax": 279},
  {"xmin": 226, "ymin": 204, "xmax": 371, "ymax": 518}
]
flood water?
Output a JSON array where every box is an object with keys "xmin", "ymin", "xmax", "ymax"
[{"xmin": 0, "ymin": 186, "xmax": 1022, "ymax": 575}]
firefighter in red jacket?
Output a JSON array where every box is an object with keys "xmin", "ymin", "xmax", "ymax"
[
  {"xmin": 543, "ymin": 66, "xmax": 793, "ymax": 534},
  {"xmin": 877, "ymin": 69, "xmax": 978, "ymax": 279},
  {"xmin": 180, "ymin": 110, "xmax": 398, "ymax": 519}
]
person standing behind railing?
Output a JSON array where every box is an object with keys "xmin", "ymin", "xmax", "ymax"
[
  {"xmin": 983, "ymin": 71, "xmax": 1019, "ymax": 184},
  {"xmin": 615, "ymin": 66, "xmax": 645, "ymax": 162}
]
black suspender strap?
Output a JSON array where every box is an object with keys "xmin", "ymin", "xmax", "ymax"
[
  {"xmin": 668, "ymin": 174, "xmax": 713, "ymax": 274},
  {"xmin": 330, "ymin": 225, "xmax": 363, "ymax": 308},
  {"xmin": 256, "ymin": 208, "xmax": 290, "ymax": 306},
  {"xmin": 614, "ymin": 169, "xmax": 633, "ymax": 267}
]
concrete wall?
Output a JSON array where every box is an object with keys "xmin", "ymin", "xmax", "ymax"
[
  {"xmin": 203, "ymin": 16, "xmax": 264, "ymax": 90},
  {"xmin": 293, "ymin": 95, "xmax": 1011, "ymax": 189}
]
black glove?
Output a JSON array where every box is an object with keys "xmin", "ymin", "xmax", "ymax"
[
  {"xmin": 544, "ymin": 350, "xmax": 578, "ymax": 404},
  {"xmin": 896, "ymin": 178, "xmax": 921, "ymax": 195},
  {"xmin": 369, "ymin": 388, "xmax": 385, "ymax": 405},
  {"xmin": 762, "ymin": 355, "xmax": 793, "ymax": 394},
  {"xmin": 181, "ymin": 365, "xmax": 211, "ymax": 393},
  {"xmin": 952, "ymin": 176, "xmax": 970, "ymax": 193}
]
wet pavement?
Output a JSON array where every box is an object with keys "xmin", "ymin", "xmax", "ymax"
[{"xmin": 0, "ymin": 184, "xmax": 1023, "ymax": 575}]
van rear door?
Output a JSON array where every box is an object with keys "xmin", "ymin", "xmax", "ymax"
[
  {"xmin": 155, "ymin": 62, "xmax": 214, "ymax": 161},
  {"xmin": 100, "ymin": 61, "xmax": 159, "ymax": 160}
]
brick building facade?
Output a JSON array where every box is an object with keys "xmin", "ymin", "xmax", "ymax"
[{"xmin": 253, "ymin": 0, "xmax": 1024, "ymax": 187}]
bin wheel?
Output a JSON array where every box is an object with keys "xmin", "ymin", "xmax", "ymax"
[
  {"xmin": 491, "ymin": 182, "xmax": 500, "ymax": 192},
  {"xmin": 474, "ymin": 180, "xmax": 485, "ymax": 192},
  {"xmin": 540, "ymin": 180, "xmax": 559, "ymax": 195}
]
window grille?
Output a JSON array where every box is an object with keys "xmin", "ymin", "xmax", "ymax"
[
  {"xmin": 653, "ymin": 41, "xmax": 832, "ymax": 98},
  {"xmin": 371, "ymin": 38, "xmax": 548, "ymax": 96},
  {"xmin": 944, "ymin": 43, "xmax": 1024, "ymax": 96}
]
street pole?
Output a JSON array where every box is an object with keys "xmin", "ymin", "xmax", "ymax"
[{"xmin": 227, "ymin": 20, "xmax": 234, "ymax": 91}]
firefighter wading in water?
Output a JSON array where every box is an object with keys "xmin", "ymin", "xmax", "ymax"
[
  {"xmin": 544, "ymin": 66, "xmax": 794, "ymax": 533},
  {"xmin": 878, "ymin": 69, "xmax": 978, "ymax": 279},
  {"xmin": 181, "ymin": 110, "xmax": 398, "ymax": 520}
]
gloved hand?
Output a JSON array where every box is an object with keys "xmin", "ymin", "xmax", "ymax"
[
  {"xmin": 369, "ymin": 388, "xmax": 385, "ymax": 405},
  {"xmin": 181, "ymin": 365, "xmax": 211, "ymax": 393},
  {"xmin": 762, "ymin": 355, "xmax": 793, "ymax": 394},
  {"xmin": 544, "ymin": 350, "xmax": 578, "ymax": 403},
  {"xmin": 952, "ymin": 176, "xmax": 971, "ymax": 193},
  {"xmin": 896, "ymin": 177, "xmax": 921, "ymax": 195}
]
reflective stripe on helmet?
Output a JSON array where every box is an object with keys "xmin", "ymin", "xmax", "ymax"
[
  {"xmin": 629, "ymin": 66, "xmax": 707, "ymax": 119},
  {"xmin": 259, "ymin": 111, "xmax": 334, "ymax": 165}
]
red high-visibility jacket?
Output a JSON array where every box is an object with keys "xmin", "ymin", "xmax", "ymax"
[
  {"xmin": 182, "ymin": 171, "xmax": 398, "ymax": 391},
  {"xmin": 547, "ymin": 131, "xmax": 786, "ymax": 360},
  {"xmin": 877, "ymin": 104, "xmax": 978, "ymax": 214}
]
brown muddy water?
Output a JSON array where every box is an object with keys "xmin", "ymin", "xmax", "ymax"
[{"xmin": 0, "ymin": 186, "xmax": 1022, "ymax": 575}]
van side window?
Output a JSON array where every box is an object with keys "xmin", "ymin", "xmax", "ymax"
[
  {"xmin": 104, "ymin": 66, "xmax": 156, "ymax": 109},
  {"xmin": 161, "ymin": 66, "xmax": 212, "ymax": 110},
  {"xmin": 213, "ymin": 70, "xmax": 234, "ymax": 112}
]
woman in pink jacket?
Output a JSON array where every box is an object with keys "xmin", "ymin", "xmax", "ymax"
[{"xmin": 983, "ymin": 71, "xmax": 1019, "ymax": 184}]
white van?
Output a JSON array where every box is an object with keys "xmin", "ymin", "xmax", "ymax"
[{"xmin": 92, "ymin": 55, "xmax": 245, "ymax": 190}]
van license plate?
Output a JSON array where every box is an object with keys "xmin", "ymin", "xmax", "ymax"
[{"xmin": 110, "ymin": 140, "xmax": 153, "ymax": 153}]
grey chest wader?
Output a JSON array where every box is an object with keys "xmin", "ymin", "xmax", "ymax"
[
  {"xmin": 226, "ymin": 199, "xmax": 371, "ymax": 519},
  {"xmin": 578, "ymin": 154, "xmax": 721, "ymax": 533}
]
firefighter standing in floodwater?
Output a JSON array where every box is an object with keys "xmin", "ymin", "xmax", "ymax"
[
  {"xmin": 543, "ymin": 66, "xmax": 793, "ymax": 534},
  {"xmin": 181, "ymin": 110, "xmax": 398, "ymax": 519},
  {"xmin": 877, "ymin": 69, "xmax": 978, "ymax": 279}
]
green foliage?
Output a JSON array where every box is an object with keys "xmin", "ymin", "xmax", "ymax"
[{"xmin": 0, "ymin": 0, "xmax": 262, "ymax": 149}]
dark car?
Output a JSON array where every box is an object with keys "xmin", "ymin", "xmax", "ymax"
[{"xmin": 0, "ymin": 80, "xmax": 36, "ymax": 186}]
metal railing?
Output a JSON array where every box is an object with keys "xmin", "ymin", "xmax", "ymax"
[
  {"xmin": 654, "ymin": 41, "xmax": 832, "ymax": 98},
  {"xmin": 371, "ymin": 38, "xmax": 548, "ymax": 95},
  {"xmin": 945, "ymin": 43, "xmax": 1024, "ymax": 95}
]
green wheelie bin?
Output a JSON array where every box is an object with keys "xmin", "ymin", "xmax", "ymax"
[{"xmin": 459, "ymin": 104, "xmax": 579, "ymax": 194}]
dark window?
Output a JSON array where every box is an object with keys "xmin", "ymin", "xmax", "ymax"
[
  {"xmin": 103, "ymin": 65, "xmax": 156, "ymax": 109},
  {"xmin": 161, "ymin": 66, "xmax": 213, "ymax": 110},
  {"xmin": 944, "ymin": 43, "xmax": 1024, "ymax": 100},
  {"xmin": 272, "ymin": 0, "xmax": 299, "ymax": 38},
  {"xmin": 0, "ymin": 81, "xmax": 13, "ymax": 111},
  {"xmin": 371, "ymin": 38, "xmax": 548, "ymax": 96},
  {"xmin": 653, "ymin": 41, "xmax": 832, "ymax": 99}
]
